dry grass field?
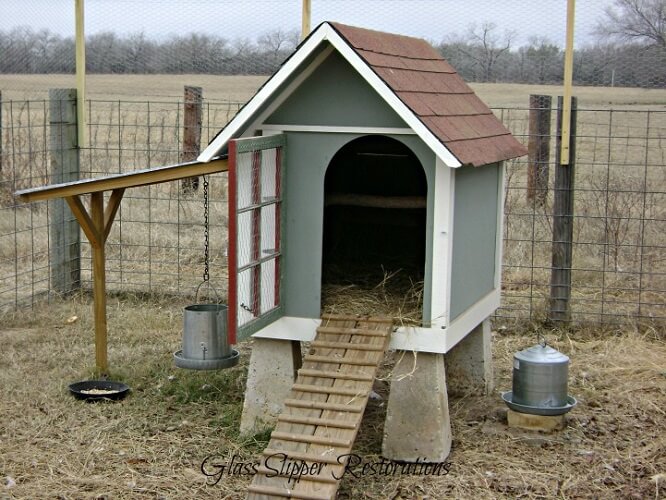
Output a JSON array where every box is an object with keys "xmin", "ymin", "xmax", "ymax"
[
  {"xmin": 0, "ymin": 294, "xmax": 664, "ymax": 499},
  {"xmin": 2, "ymin": 75, "xmax": 666, "ymax": 109}
]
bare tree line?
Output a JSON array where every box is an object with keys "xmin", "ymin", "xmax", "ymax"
[
  {"xmin": 0, "ymin": 27, "xmax": 301, "ymax": 76},
  {"xmin": 0, "ymin": 0, "xmax": 664, "ymax": 87}
]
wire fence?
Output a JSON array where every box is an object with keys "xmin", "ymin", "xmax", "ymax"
[
  {"xmin": 1, "ymin": 91, "xmax": 664, "ymax": 326},
  {"xmin": 1, "ymin": 95, "xmax": 243, "ymax": 310},
  {"xmin": 1, "ymin": 0, "xmax": 664, "ymax": 326},
  {"xmin": 497, "ymin": 104, "xmax": 665, "ymax": 326}
]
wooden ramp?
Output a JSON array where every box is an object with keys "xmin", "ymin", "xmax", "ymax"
[{"xmin": 247, "ymin": 314, "xmax": 393, "ymax": 500}]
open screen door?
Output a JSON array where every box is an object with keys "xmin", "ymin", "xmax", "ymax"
[{"xmin": 228, "ymin": 134, "xmax": 286, "ymax": 343}]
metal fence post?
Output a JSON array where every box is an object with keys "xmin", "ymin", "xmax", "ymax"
[
  {"xmin": 49, "ymin": 88, "xmax": 81, "ymax": 295},
  {"xmin": 549, "ymin": 95, "xmax": 577, "ymax": 324}
]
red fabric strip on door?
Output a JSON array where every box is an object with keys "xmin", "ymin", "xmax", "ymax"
[
  {"xmin": 251, "ymin": 150, "xmax": 262, "ymax": 316},
  {"xmin": 274, "ymin": 147, "xmax": 282, "ymax": 308}
]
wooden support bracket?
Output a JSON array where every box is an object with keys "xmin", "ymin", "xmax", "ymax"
[
  {"xmin": 65, "ymin": 189, "xmax": 126, "ymax": 373},
  {"xmin": 16, "ymin": 158, "xmax": 227, "ymax": 374}
]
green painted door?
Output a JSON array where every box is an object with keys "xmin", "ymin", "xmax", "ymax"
[{"xmin": 228, "ymin": 134, "xmax": 286, "ymax": 342}]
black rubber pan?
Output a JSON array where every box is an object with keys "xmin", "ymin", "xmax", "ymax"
[{"xmin": 68, "ymin": 380, "xmax": 130, "ymax": 401}]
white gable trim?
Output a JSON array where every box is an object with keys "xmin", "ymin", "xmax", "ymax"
[
  {"xmin": 261, "ymin": 124, "xmax": 415, "ymax": 135},
  {"xmin": 198, "ymin": 22, "xmax": 462, "ymax": 168}
]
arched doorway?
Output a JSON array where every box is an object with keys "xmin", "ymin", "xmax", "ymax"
[{"xmin": 322, "ymin": 135, "xmax": 427, "ymax": 315}]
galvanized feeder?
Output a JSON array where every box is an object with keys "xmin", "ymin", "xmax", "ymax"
[
  {"xmin": 174, "ymin": 302, "xmax": 240, "ymax": 370},
  {"xmin": 174, "ymin": 176, "xmax": 239, "ymax": 371},
  {"xmin": 502, "ymin": 340, "xmax": 576, "ymax": 416}
]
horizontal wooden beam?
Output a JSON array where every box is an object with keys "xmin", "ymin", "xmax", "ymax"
[
  {"xmin": 325, "ymin": 192, "xmax": 426, "ymax": 209},
  {"xmin": 16, "ymin": 157, "xmax": 228, "ymax": 202}
]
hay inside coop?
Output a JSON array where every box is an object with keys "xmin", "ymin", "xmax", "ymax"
[{"xmin": 322, "ymin": 135, "xmax": 426, "ymax": 322}]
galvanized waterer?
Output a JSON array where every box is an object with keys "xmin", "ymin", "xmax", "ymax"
[{"xmin": 502, "ymin": 339, "xmax": 576, "ymax": 416}]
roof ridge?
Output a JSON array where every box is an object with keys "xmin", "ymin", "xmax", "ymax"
[{"xmin": 355, "ymin": 47, "xmax": 443, "ymax": 61}]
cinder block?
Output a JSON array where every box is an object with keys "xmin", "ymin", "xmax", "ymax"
[
  {"xmin": 382, "ymin": 351, "xmax": 452, "ymax": 462},
  {"xmin": 445, "ymin": 317, "xmax": 494, "ymax": 396},
  {"xmin": 240, "ymin": 338, "xmax": 301, "ymax": 434},
  {"xmin": 507, "ymin": 409, "xmax": 566, "ymax": 432}
]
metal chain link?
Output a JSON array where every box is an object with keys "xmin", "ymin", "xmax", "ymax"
[{"xmin": 202, "ymin": 176, "xmax": 210, "ymax": 283}]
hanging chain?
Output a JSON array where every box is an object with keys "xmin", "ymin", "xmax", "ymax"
[{"xmin": 202, "ymin": 175, "xmax": 210, "ymax": 283}]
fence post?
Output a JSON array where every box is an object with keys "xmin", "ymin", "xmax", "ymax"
[
  {"xmin": 527, "ymin": 94, "xmax": 551, "ymax": 205},
  {"xmin": 49, "ymin": 88, "xmax": 81, "ymax": 295},
  {"xmin": 0, "ymin": 90, "xmax": 3, "ymax": 175},
  {"xmin": 549, "ymin": 95, "xmax": 577, "ymax": 324},
  {"xmin": 181, "ymin": 85, "xmax": 203, "ymax": 193}
]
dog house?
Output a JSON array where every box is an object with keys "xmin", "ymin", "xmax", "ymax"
[{"xmin": 198, "ymin": 22, "xmax": 527, "ymax": 461}]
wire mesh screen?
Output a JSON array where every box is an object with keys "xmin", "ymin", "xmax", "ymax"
[
  {"xmin": 79, "ymin": 98, "xmax": 242, "ymax": 299},
  {"xmin": 498, "ymin": 103, "xmax": 666, "ymax": 325},
  {"xmin": 1, "ymin": 0, "xmax": 664, "ymax": 99},
  {"xmin": 0, "ymin": 98, "xmax": 52, "ymax": 310},
  {"xmin": 1, "ymin": 0, "xmax": 665, "ymax": 327}
]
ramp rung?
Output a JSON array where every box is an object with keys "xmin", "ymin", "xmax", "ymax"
[
  {"xmin": 262, "ymin": 448, "xmax": 340, "ymax": 465},
  {"xmin": 316, "ymin": 326, "xmax": 389, "ymax": 337},
  {"xmin": 254, "ymin": 466, "xmax": 338, "ymax": 484},
  {"xmin": 320, "ymin": 314, "xmax": 394, "ymax": 324},
  {"xmin": 278, "ymin": 413, "xmax": 357, "ymax": 429},
  {"xmin": 247, "ymin": 484, "xmax": 331, "ymax": 500},
  {"xmin": 271, "ymin": 431, "xmax": 352, "ymax": 447},
  {"xmin": 303, "ymin": 355, "xmax": 377, "ymax": 366},
  {"xmin": 284, "ymin": 398, "xmax": 364, "ymax": 413},
  {"xmin": 292, "ymin": 384, "xmax": 368, "ymax": 397},
  {"xmin": 310, "ymin": 340, "xmax": 384, "ymax": 351},
  {"xmin": 297, "ymin": 368, "xmax": 373, "ymax": 381}
]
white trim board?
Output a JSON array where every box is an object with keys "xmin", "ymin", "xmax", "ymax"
[
  {"xmin": 429, "ymin": 158, "xmax": 455, "ymax": 329},
  {"xmin": 260, "ymin": 125, "xmax": 416, "ymax": 135},
  {"xmin": 250, "ymin": 316, "xmax": 452, "ymax": 354},
  {"xmin": 445, "ymin": 289, "xmax": 500, "ymax": 350},
  {"xmin": 198, "ymin": 22, "xmax": 461, "ymax": 168},
  {"xmin": 249, "ymin": 300, "xmax": 497, "ymax": 354}
]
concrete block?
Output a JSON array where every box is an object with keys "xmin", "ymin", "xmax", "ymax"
[
  {"xmin": 382, "ymin": 351, "xmax": 452, "ymax": 462},
  {"xmin": 507, "ymin": 409, "xmax": 566, "ymax": 432},
  {"xmin": 240, "ymin": 338, "xmax": 301, "ymax": 435},
  {"xmin": 445, "ymin": 317, "xmax": 494, "ymax": 396}
]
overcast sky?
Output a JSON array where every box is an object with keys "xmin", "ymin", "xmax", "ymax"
[{"xmin": 1, "ymin": 0, "xmax": 613, "ymax": 48}]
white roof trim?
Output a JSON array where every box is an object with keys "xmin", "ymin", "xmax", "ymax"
[{"xmin": 198, "ymin": 22, "xmax": 462, "ymax": 168}]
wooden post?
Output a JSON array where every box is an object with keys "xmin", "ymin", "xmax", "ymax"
[
  {"xmin": 561, "ymin": 0, "xmax": 576, "ymax": 165},
  {"xmin": 49, "ymin": 88, "xmax": 81, "ymax": 295},
  {"xmin": 90, "ymin": 192, "xmax": 107, "ymax": 372},
  {"xmin": 527, "ymin": 94, "xmax": 551, "ymax": 205},
  {"xmin": 181, "ymin": 85, "xmax": 203, "ymax": 193},
  {"xmin": 64, "ymin": 188, "xmax": 124, "ymax": 374},
  {"xmin": 75, "ymin": 0, "xmax": 86, "ymax": 148},
  {"xmin": 549, "ymin": 96, "xmax": 577, "ymax": 324},
  {"xmin": 301, "ymin": 0, "xmax": 312, "ymax": 40},
  {"xmin": 0, "ymin": 90, "xmax": 3, "ymax": 174}
]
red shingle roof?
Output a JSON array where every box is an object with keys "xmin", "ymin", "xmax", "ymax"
[{"xmin": 330, "ymin": 22, "xmax": 527, "ymax": 167}]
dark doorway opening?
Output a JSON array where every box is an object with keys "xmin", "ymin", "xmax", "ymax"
[{"xmin": 322, "ymin": 135, "xmax": 427, "ymax": 319}]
